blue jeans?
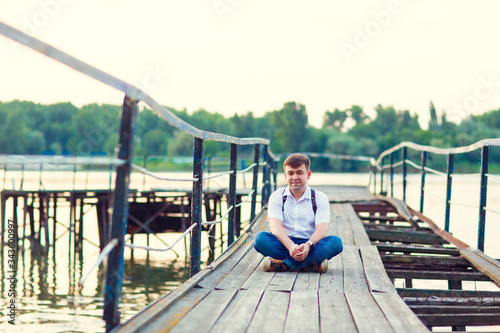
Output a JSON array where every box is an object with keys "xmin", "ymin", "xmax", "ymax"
[{"xmin": 253, "ymin": 231, "xmax": 343, "ymax": 271}]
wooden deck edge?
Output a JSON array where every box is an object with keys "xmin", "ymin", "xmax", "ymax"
[{"xmin": 111, "ymin": 209, "xmax": 269, "ymax": 333}]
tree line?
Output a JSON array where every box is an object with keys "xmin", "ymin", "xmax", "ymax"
[{"xmin": 1, "ymin": 100, "xmax": 499, "ymax": 171}]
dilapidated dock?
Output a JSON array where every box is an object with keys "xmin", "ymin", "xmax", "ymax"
[{"xmin": 112, "ymin": 185, "xmax": 500, "ymax": 332}]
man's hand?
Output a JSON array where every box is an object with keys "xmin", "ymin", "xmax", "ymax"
[{"xmin": 290, "ymin": 243, "xmax": 310, "ymax": 261}]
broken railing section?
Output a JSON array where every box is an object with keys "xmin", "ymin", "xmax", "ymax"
[{"xmin": 375, "ymin": 139, "xmax": 500, "ymax": 253}]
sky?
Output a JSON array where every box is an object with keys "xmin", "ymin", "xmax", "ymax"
[{"xmin": 1, "ymin": 0, "xmax": 500, "ymax": 129}]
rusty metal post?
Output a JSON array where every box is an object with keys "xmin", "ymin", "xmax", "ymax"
[
  {"xmin": 444, "ymin": 154, "xmax": 454, "ymax": 232},
  {"xmin": 250, "ymin": 144, "xmax": 260, "ymax": 223},
  {"xmin": 390, "ymin": 152, "xmax": 394, "ymax": 197},
  {"xmin": 419, "ymin": 151, "xmax": 427, "ymax": 213},
  {"xmin": 478, "ymin": 146, "xmax": 489, "ymax": 252},
  {"xmin": 402, "ymin": 147, "xmax": 407, "ymax": 203},
  {"xmin": 228, "ymin": 143, "xmax": 238, "ymax": 245},
  {"xmin": 190, "ymin": 137, "xmax": 204, "ymax": 276},
  {"xmin": 261, "ymin": 145, "xmax": 269, "ymax": 208},
  {"xmin": 103, "ymin": 96, "xmax": 138, "ymax": 332}
]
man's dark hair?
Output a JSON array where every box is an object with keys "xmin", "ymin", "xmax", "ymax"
[{"xmin": 283, "ymin": 153, "xmax": 310, "ymax": 171}]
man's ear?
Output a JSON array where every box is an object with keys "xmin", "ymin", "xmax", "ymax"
[{"xmin": 307, "ymin": 170, "xmax": 312, "ymax": 180}]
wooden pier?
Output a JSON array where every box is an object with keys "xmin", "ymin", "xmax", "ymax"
[{"xmin": 112, "ymin": 185, "xmax": 500, "ymax": 332}]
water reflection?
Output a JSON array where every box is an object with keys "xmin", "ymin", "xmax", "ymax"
[{"xmin": 0, "ymin": 243, "xmax": 190, "ymax": 332}]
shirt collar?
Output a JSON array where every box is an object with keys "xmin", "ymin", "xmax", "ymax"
[{"xmin": 284, "ymin": 185, "xmax": 311, "ymax": 201}]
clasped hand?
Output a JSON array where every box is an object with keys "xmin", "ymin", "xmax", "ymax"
[{"xmin": 289, "ymin": 243, "xmax": 309, "ymax": 261}]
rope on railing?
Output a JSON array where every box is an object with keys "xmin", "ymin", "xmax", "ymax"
[
  {"xmin": 486, "ymin": 173, "xmax": 500, "ymax": 181},
  {"xmin": 380, "ymin": 160, "xmax": 404, "ymax": 170},
  {"xmin": 131, "ymin": 164, "xmax": 199, "ymax": 182},
  {"xmin": 125, "ymin": 223, "xmax": 196, "ymax": 252},
  {"xmin": 423, "ymin": 166, "xmax": 447, "ymax": 177},
  {"xmin": 202, "ymin": 206, "xmax": 234, "ymax": 226},
  {"xmin": 375, "ymin": 139, "xmax": 500, "ymax": 166},
  {"xmin": 235, "ymin": 189, "xmax": 256, "ymax": 208},
  {"xmin": 484, "ymin": 207, "xmax": 500, "ymax": 216},
  {"xmin": 78, "ymin": 238, "xmax": 119, "ymax": 287},
  {"xmin": 451, "ymin": 173, "xmax": 481, "ymax": 178},
  {"xmin": 447, "ymin": 200, "xmax": 480, "ymax": 210},
  {"xmin": 0, "ymin": 154, "xmax": 125, "ymax": 166}
]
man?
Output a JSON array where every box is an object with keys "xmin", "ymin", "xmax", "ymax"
[{"xmin": 254, "ymin": 153, "xmax": 343, "ymax": 272}]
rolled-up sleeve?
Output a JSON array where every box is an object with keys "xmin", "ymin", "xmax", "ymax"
[{"xmin": 315, "ymin": 191, "xmax": 330, "ymax": 225}]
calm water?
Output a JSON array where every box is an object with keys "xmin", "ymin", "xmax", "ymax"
[{"xmin": 1, "ymin": 170, "xmax": 500, "ymax": 332}]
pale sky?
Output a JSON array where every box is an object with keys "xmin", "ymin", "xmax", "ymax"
[{"xmin": 1, "ymin": 0, "xmax": 500, "ymax": 128}]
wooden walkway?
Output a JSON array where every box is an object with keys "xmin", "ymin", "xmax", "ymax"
[
  {"xmin": 112, "ymin": 185, "xmax": 500, "ymax": 332},
  {"xmin": 113, "ymin": 186, "xmax": 430, "ymax": 332}
]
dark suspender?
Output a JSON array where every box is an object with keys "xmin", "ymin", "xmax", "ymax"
[{"xmin": 282, "ymin": 188, "xmax": 317, "ymax": 214}]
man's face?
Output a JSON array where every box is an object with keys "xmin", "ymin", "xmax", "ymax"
[{"xmin": 284, "ymin": 164, "xmax": 311, "ymax": 193}]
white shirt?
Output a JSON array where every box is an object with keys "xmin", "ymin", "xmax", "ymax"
[{"xmin": 267, "ymin": 185, "xmax": 330, "ymax": 239}]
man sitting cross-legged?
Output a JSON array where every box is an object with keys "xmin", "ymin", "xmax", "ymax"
[{"xmin": 254, "ymin": 153, "xmax": 343, "ymax": 272}]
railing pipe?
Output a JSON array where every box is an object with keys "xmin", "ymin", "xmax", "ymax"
[
  {"xmin": 402, "ymin": 147, "xmax": 407, "ymax": 202},
  {"xmin": 390, "ymin": 152, "xmax": 394, "ymax": 197},
  {"xmin": 372, "ymin": 166, "xmax": 377, "ymax": 194},
  {"xmin": 419, "ymin": 151, "xmax": 427, "ymax": 213},
  {"xmin": 250, "ymin": 144, "xmax": 260, "ymax": 223},
  {"xmin": 190, "ymin": 137, "xmax": 204, "ymax": 276},
  {"xmin": 478, "ymin": 146, "xmax": 489, "ymax": 252},
  {"xmin": 103, "ymin": 96, "xmax": 138, "ymax": 332},
  {"xmin": 228, "ymin": 144, "xmax": 238, "ymax": 245},
  {"xmin": 444, "ymin": 154, "xmax": 454, "ymax": 232}
]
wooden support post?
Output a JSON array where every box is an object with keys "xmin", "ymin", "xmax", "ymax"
[
  {"xmin": 373, "ymin": 166, "xmax": 377, "ymax": 194},
  {"xmin": 419, "ymin": 151, "xmax": 427, "ymax": 213},
  {"xmin": 250, "ymin": 144, "xmax": 260, "ymax": 223},
  {"xmin": 402, "ymin": 147, "xmax": 407, "ymax": 203},
  {"xmin": 228, "ymin": 144, "xmax": 238, "ymax": 245},
  {"xmin": 190, "ymin": 137, "xmax": 204, "ymax": 277},
  {"xmin": 390, "ymin": 152, "xmax": 394, "ymax": 197},
  {"xmin": 103, "ymin": 96, "xmax": 138, "ymax": 332},
  {"xmin": 478, "ymin": 146, "xmax": 489, "ymax": 252},
  {"xmin": 444, "ymin": 154, "xmax": 454, "ymax": 232}
]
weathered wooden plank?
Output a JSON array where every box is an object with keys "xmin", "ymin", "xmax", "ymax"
[
  {"xmin": 293, "ymin": 271, "xmax": 320, "ymax": 292},
  {"xmin": 410, "ymin": 305, "xmax": 500, "ymax": 314},
  {"xmin": 403, "ymin": 296, "xmax": 500, "ymax": 306},
  {"xmin": 367, "ymin": 229, "xmax": 448, "ymax": 245},
  {"xmin": 268, "ymin": 271, "xmax": 299, "ymax": 291},
  {"xmin": 345, "ymin": 292, "xmax": 394, "ymax": 333},
  {"xmin": 372, "ymin": 292, "xmax": 430, "ymax": 333},
  {"xmin": 319, "ymin": 252, "xmax": 344, "ymax": 293},
  {"xmin": 343, "ymin": 246, "xmax": 369, "ymax": 293},
  {"xmin": 417, "ymin": 313, "xmax": 500, "ymax": 326},
  {"xmin": 134, "ymin": 287, "xmax": 210, "ymax": 333},
  {"xmin": 209, "ymin": 290, "xmax": 264, "ymax": 333},
  {"xmin": 397, "ymin": 288, "xmax": 500, "ymax": 297},
  {"xmin": 335, "ymin": 207, "xmax": 355, "ymax": 246},
  {"xmin": 380, "ymin": 255, "xmax": 471, "ymax": 269},
  {"xmin": 343, "ymin": 204, "xmax": 372, "ymax": 246},
  {"xmin": 197, "ymin": 237, "xmax": 255, "ymax": 289},
  {"xmin": 284, "ymin": 291, "xmax": 320, "ymax": 333},
  {"xmin": 387, "ymin": 269, "xmax": 491, "ymax": 281},
  {"xmin": 215, "ymin": 249, "xmax": 262, "ymax": 290},
  {"xmin": 376, "ymin": 243, "xmax": 460, "ymax": 256},
  {"xmin": 359, "ymin": 246, "xmax": 395, "ymax": 293},
  {"xmin": 246, "ymin": 290, "xmax": 290, "ymax": 333},
  {"xmin": 461, "ymin": 247, "xmax": 500, "ymax": 288},
  {"xmin": 319, "ymin": 292, "xmax": 356, "ymax": 332},
  {"xmin": 170, "ymin": 289, "xmax": 237, "ymax": 333},
  {"xmin": 240, "ymin": 259, "xmax": 275, "ymax": 290}
]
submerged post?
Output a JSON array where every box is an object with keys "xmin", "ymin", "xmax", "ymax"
[
  {"xmin": 478, "ymin": 146, "xmax": 489, "ymax": 252},
  {"xmin": 250, "ymin": 144, "xmax": 260, "ymax": 223},
  {"xmin": 402, "ymin": 147, "xmax": 407, "ymax": 202},
  {"xmin": 103, "ymin": 96, "xmax": 137, "ymax": 332},
  {"xmin": 190, "ymin": 137, "xmax": 204, "ymax": 276},
  {"xmin": 444, "ymin": 154, "xmax": 454, "ymax": 232},
  {"xmin": 419, "ymin": 151, "xmax": 427, "ymax": 213},
  {"xmin": 228, "ymin": 143, "xmax": 238, "ymax": 245}
]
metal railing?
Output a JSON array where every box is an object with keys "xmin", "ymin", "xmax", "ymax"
[
  {"xmin": 0, "ymin": 21, "xmax": 277, "ymax": 332},
  {"xmin": 373, "ymin": 139, "xmax": 500, "ymax": 253}
]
